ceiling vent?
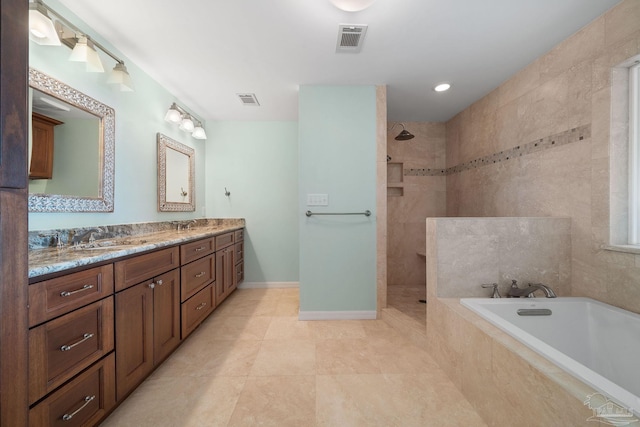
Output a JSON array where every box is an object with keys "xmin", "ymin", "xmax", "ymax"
[
  {"xmin": 237, "ymin": 93, "xmax": 260, "ymax": 106},
  {"xmin": 336, "ymin": 24, "xmax": 368, "ymax": 53}
]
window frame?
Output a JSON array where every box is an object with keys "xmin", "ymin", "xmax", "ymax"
[{"xmin": 629, "ymin": 62, "xmax": 640, "ymax": 244}]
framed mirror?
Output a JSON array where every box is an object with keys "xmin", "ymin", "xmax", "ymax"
[
  {"xmin": 157, "ymin": 133, "xmax": 195, "ymax": 212},
  {"xmin": 28, "ymin": 68, "xmax": 115, "ymax": 212}
]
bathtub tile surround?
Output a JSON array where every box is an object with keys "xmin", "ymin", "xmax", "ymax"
[
  {"xmin": 445, "ymin": 0, "xmax": 640, "ymax": 315},
  {"xmin": 426, "ymin": 217, "xmax": 571, "ymax": 299},
  {"xmin": 426, "ymin": 217, "xmax": 607, "ymax": 426}
]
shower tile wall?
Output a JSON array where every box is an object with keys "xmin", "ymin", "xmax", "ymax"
[
  {"xmin": 445, "ymin": 0, "xmax": 640, "ymax": 314},
  {"xmin": 387, "ymin": 122, "xmax": 446, "ymax": 289}
]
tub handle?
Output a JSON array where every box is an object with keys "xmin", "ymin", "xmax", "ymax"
[{"xmin": 481, "ymin": 283, "xmax": 501, "ymax": 298}]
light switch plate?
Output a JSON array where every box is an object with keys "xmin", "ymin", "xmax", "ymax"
[{"xmin": 307, "ymin": 193, "xmax": 329, "ymax": 206}]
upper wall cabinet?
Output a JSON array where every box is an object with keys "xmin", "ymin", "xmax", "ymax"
[{"xmin": 28, "ymin": 68, "xmax": 115, "ymax": 212}]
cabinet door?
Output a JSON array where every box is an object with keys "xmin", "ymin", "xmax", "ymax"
[
  {"xmin": 115, "ymin": 281, "xmax": 154, "ymax": 401},
  {"xmin": 153, "ymin": 269, "xmax": 180, "ymax": 365},
  {"xmin": 215, "ymin": 248, "xmax": 236, "ymax": 303}
]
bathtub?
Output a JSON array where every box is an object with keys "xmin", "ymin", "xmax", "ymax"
[{"xmin": 460, "ymin": 297, "xmax": 640, "ymax": 417}]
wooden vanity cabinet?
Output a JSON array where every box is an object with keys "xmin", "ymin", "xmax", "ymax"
[
  {"xmin": 29, "ymin": 112, "xmax": 63, "ymax": 180},
  {"xmin": 115, "ymin": 268, "xmax": 180, "ymax": 401},
  {"xmin": 215, "ymin": 232, "xmax": 236, "ymax": 305},
  {"xmin": 28, "ymin": 265, "xmax": 116, "ymax": 424},
  {"xmin": 234, "ymin": 230, "xmax": 244, "ymax": 287},
  {"xmin": 29, "ymin": 298, "xmax": 114, "ymax": 405},
  {"xmin": 29, "ymin": 353, "xmax": 116, "ymax": 427}
]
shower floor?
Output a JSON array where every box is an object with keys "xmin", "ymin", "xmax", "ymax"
[{"xmin": 387, "ymin": 283, "xmax": 426, "ymax": 324}]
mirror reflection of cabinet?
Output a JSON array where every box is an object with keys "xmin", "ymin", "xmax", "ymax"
[{"xmin": 29, "ymin": 112, "xmax": 62, "ymax": 180}]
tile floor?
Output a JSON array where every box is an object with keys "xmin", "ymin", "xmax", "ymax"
[
  {"xmin": 101, "ymin": 288, "xmax": 486, "ymax": 427},
  {"xmin": 387, "ymin": 284, "xmax": 427, "ymax": 324}
]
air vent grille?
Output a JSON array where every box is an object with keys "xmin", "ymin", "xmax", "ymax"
[
  {"xmin": 336, "ymin": 24, "xmax": 368, "ymax": 53},
  {"xmin": 237, "ymin": 93, "xmax": 260, "ymax": 106}
]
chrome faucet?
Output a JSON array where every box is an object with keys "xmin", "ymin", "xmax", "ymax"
[
  {"xmin": 507, "ymin": 280, "xmax": 557, "ymax": 298},
  {"xmin": 70, "ymin": 227, "xmax": 103, "ymax": 246}
]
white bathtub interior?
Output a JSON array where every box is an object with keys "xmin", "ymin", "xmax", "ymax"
[{"xmin": 461, "ymin": 297, "xmax": 640, "ymax": 416}]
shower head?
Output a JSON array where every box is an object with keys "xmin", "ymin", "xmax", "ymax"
[{"xmin": 390, "ymin": 123, "xmax": 415, "ymax": 140}]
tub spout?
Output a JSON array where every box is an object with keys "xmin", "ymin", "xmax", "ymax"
[{"xmin": 507, "ymin": 280, "xmax": 556, "ymax": 298}]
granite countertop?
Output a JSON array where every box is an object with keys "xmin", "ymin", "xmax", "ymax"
[{"xmin": 29, "ymin": 219, "xmax": 245, "ymax": 279}]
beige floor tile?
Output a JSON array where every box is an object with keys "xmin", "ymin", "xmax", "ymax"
[
  {"xmin": 250, "ymin": 339, "xmax": 316, "ymax": 376},
  {"xmin": 264, "ymin": 316, "xmax": 313, "ymax": 340},
  {"xmin": 225, "ymin": 298, "xmax": 280, "ymax": 316},
  {"xmin": 309, "ymin": 320, "xmax": 368, "ymax": 339},
  {"xmin": 101, "ymin": 376, "xmax": 246, "ymax": 427},
  {"xmin": 207, "ymin": 315, "xmax": 272, "ymax": 340},
  {"xmin": 280, "ymin": 288, "xmax": 300, "ymax": 298},
  {"xmin": 316, "ymin": 373, "xmax": 487, "ymax": 427},
  {"xmin": 157, "ymin": 339, "xmax": 261, "ymax": 377},
  {"xmin": 274, "ymin": 296, "xmax": 300, "ymax": 316},
  {"xmin": 316, "ymin": 338, "xmax": 381, "ymax": 375},
  {"xmin": 227, "ymin": 375, "xmax": 315, "ymax": 427},
  {"xmin": 103, "ymin": 288, "xmax": 487, "ymax": 426}
]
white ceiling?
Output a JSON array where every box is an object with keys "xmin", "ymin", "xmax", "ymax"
[{"xmin": 58, "ymin": 0, "xmax": 620, "ymax": 122}]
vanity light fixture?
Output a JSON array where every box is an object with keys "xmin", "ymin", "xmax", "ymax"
[
  {"xmin": 179, "ymin": 115, "xmax": 195, "ymax": 132},
  {"xmin": 434, "ymin": 82, "xmax": 452, "ymax": 92},
  {"xmin": 68, "ymin": 35, "xmax": 104, "ymax": 73},
  {"xmin": 164, "ymin": 103, "xmax": 207, "ymax": 140},
  {"xmin": 29, "ymin": 0, "xmax": 61, "ymax": 45},
  {"xmin": 107, "ymin": 62, "xmax": 134, "ymax": 92},
  {"xmin": 28, "ymin": 0, "xmax": 134, "ymax": 91}
]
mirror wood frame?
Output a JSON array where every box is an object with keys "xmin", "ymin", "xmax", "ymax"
[
  {"xmin": 157, "ymin": 133, "xmax": 195, "ymax": 212},
  {"xmin": 28, "ymin": 68, "xmax": 115, "ymax": 212}
]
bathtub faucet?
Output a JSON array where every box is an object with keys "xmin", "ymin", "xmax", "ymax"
[{"xmin": 507, "ymin": 280, "xmax": 557, "ymax": 298}]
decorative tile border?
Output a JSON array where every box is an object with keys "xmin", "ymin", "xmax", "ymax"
[{"xmin": 404, "ymin": 124, "xmax": 591, "ymax": 177}]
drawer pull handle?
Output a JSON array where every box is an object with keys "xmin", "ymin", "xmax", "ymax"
[
  {"xmin": 195, "ymin": 246, "xmax": 206, "ymax": 252},
  {"xmin": 195, "ymin": 271, "xmax": 205, "ymax": 278},
  {"xmin": 62, "ymin": 395, "xmax": 95, "ymax": 421},
  {"xmin": 60, "ymin": 284, "xmax": 94, "ymax": 298},
  {"xmin": 196, "ymin": 302, "xmax": 207, "ymax": 310},
  {"xmin": 156, "ymin": 279, "xmax": 163, "ymax": 286},
  {"xmin": 60, "ymin": 333, "xmax": 94, "ymax": 352}
]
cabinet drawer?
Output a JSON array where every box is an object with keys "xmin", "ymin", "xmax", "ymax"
[
  {"xmin": 181, "ymin": 285, "xmax": 214, "ymax": 338},
  {"xmin": 215, "ymin": 232, "xmax": 234, "ymax": 250},
  {"xmin": 115, "ymin": 247, "xmax": 179, "ymax": 291},
  {"xmin": 29, "ymin": 265, "xmax": 114, "ymax": 327},
  {"xmin": 181, "ymin": 254, "xmax": 215, "ymax": 302},
  {"xmin": 180, "ymin": 237, "xmax": 215, "ymax": 265},
  {"xmin": 29, "ymin": 297, "xmax": 114, "ymax": 405},
  {"xmin": 234, "ymin": 241, "xmax": 244, "ymax": 264},
  {"xmin": 235, "ymin": 262, "xmax": 244, "ymax": 286},
  {"xmin": 234, "ymin": 229, "xmax": 244, "ymax": 242},
  {"xmin": 29, "ymin": 353, "xmax": 116, "ymax": 427}
]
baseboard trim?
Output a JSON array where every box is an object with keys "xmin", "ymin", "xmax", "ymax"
[
  {"xmin": 238, "ymin": 282, "xmax": 300, "ymax": 289},
  {"xmin": 298, "ymin": 310, "xmax": 377, "ymax": 321}
]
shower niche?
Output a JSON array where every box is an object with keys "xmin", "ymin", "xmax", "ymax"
[{"xmin": 387, "ymin": 162, "xmax": 403, "ymax": 197}]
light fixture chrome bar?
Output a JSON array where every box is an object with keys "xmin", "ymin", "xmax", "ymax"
[{"xmin": 35, "ymin": 0, "xmax": 125, "ymax": 65}]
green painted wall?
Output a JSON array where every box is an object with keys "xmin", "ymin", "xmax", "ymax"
[
  {"xmin": 298, "ymin": 85, "xmax": 377, "ymax": 314},
  {"xmin": 28, "ymin": 0, "xmax": 207, "ymax": 230},
  {"xmin": 205, "ymin": 122, "xmax": 299, "ymax": 284}
]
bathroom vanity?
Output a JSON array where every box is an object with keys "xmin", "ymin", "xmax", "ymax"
[{"xmin": 27, "ymin": 219, "xmax": 244, "ymax": 425}]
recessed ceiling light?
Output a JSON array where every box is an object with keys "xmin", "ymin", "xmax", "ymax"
[
  {"xmin": 434, "ymin": 83, "xmax": 451, "ymax": 92},
  {"xmin": 329, "ymin": 0, "xmax": 375, "ymax": 12}
]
